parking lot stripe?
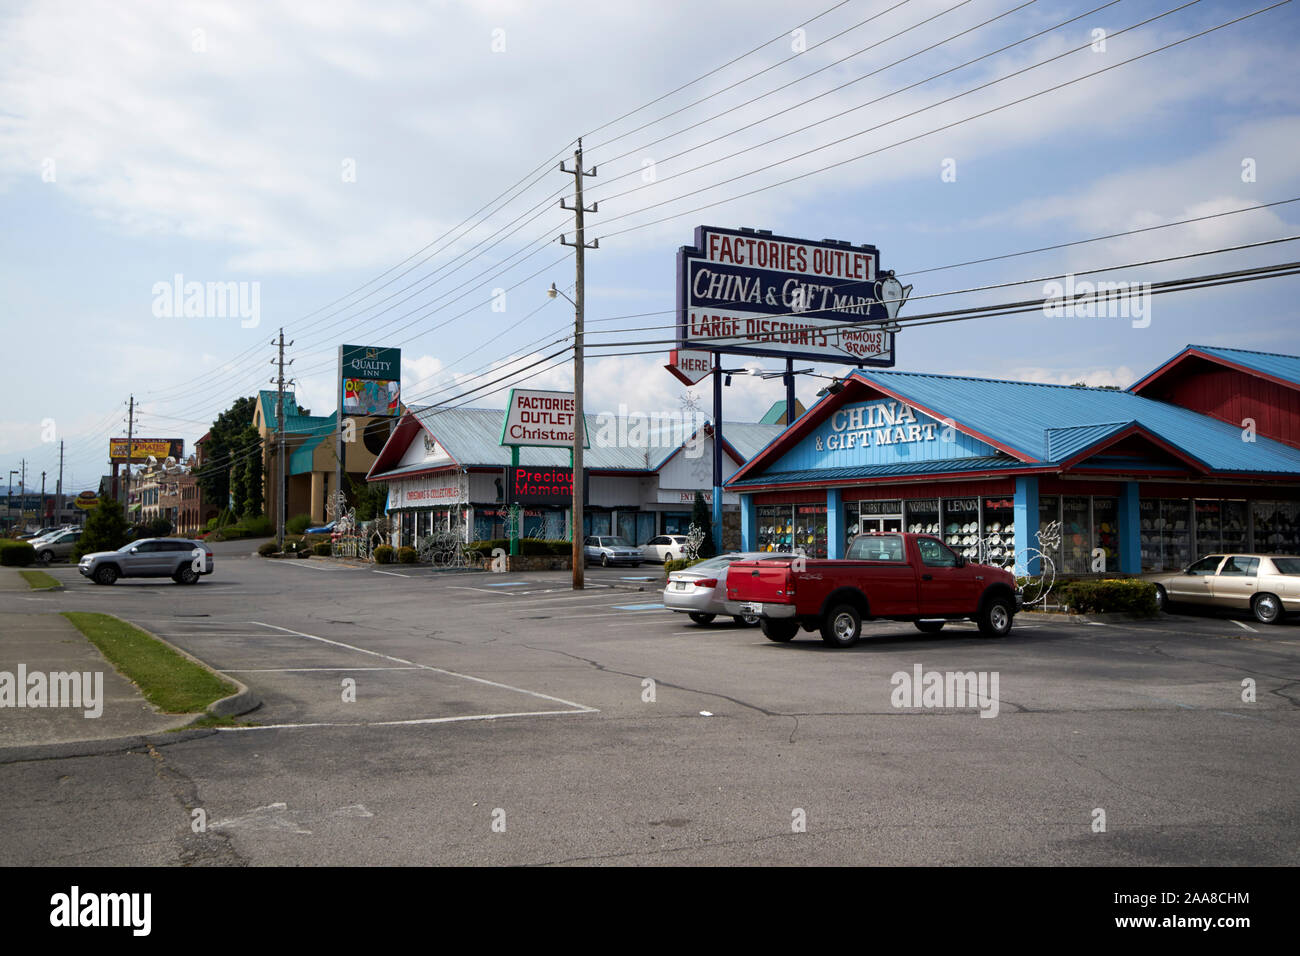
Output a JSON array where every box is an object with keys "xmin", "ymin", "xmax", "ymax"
[
  {"xmin": 216, "ymin": 708, "xmax": 596, "ymax": 732},
  {"xmin": 223, "ymin": 666, "xmax": 423, "ymax": 673},
  {"xmin": 248, "ymin": 621, "xmax": 597, "ymax": 713},
  {"xmin": 1231, "ymin": 620, "xmax": 1258, "ymax": 633},
  {"xmin": 613, "ymin": 603, "xmax": 665, "ymax": 610},
  {"xmin": 372, "ymin": 570, "xmax": 410, "ymax": 578}
]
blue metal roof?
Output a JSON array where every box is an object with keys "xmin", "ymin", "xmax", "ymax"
[
  {"xmin": 853, "ymin": 369, "xmax": 1300, "ymax": 475},
  {"xmin": 730, "ymin": 456, "xmax": 1040, "ymax": 488}
]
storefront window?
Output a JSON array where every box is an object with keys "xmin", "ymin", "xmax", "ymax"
[
  {"xmin": 1061, "ymin": 496, "xmax": 1090, "ymax": 573},
  {"xmin": 981, "ymin": 496, "xmax": 1015, "ymax": 568},
  {"xmin": 942, "ymin": 497, "xmax": 979, "ymax": 560},
  {"xmin": 757, "ymin": 505, "xmax": 794, "ymax": 553},
  {"xmin": 1194, "ymin": 500, "xmax": 1221, "ymax": 554},
  {"xmin": 796, "ymin": 503, "xmax": 828, "ymax": 558},
  {"xmin": 1138, "ymin": 499, "xmax": 1193, "ymax": 571},
  {"xmin": 845, "ymin": 501, "xmax": 860, "ymax": 550},
  {"xmin": 1221, "ymin": 501, "xmax": 1247, "ymax": 554},
  {"xmin": 1038, "ymin": 496, "xmax": 1061, "ymax": 570},
  {"xmin": 905, "ymin": 498, "xmax": 940, "ymax": 536},
  {"xmin": 1092, "ymin": 497, "xmax": 1118, "ymax": 571},
  {"xmin": 857, "ymin": 499, "xmax": 902, "ymax": 535},
  {"xmin": 583, "ymin": 511, "xmax": 612, "ymax": 537},
  {"xmin": 1252, "ymin": 501, "xmax": 1300, "ymax": 554}
]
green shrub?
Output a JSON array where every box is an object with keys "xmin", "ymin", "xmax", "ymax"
[
  {"xmin": 373, "ymin": 545, "xmax": 395, "ymax": 564},
  {"xmin": 1056, "ymin": 578, "xmax": 1157, "ymax": 615},
  {"xmin": 205, "ymin": 517, "xmax": 220, "ymax": 532},
  {"xmin": 397, "ymin": 546, "xmax": 417, "ymax": 564},
  {"xmin": 147, "ymin": 516, "xmax": 173, "ymax": 537},
  {"xmin": 257, "ymin": 541, "xmax": 279, "ymax": 557},
  {"xmin": 286, "ymin": 513, "xmax": 313, "ymax": 536},
  {"xmin": 0, "ymin": 542, "xmax": 36, "ymax": 566},
  {"xmin": 664, "ymin": 557, "xmax": 705, "ymax": 574},
  {"xmin": 313, "ymin": 541, "xmax": 332, "ymax": 556}
]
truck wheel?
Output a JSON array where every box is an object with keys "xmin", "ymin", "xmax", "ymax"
[
  {"xmin": 977, "ymin": 596, "xmax": 1014, "ymax": 637},
  {"xmin": 820, "ymin": 604, "xmax": 861, "ymax": 647},
  {"xmin": 93, "ymin": 565, "xmax": 118, "ymax": 586},
  {"xmin": 760, "ymin": 619, "xmax": 798, "ymax": 642},
  {"xmin": 688, "ymin": 612, "xmax": 716, "ymax": 625},
  {"xmin": 914, "ymin": 620, "xmax": 945, "ymax": 634}
]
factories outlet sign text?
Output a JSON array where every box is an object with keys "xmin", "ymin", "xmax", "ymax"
[
  {"xmin": 500, "ymin": 388, "xmax": 589, "ymax": 449},
  {"xmin": 676, "ymin": 225, "xmax": 907, "ymax": 365}
]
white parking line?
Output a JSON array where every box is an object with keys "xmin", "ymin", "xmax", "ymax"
[
  {"xmin": 217, "ymin": 709, "xmax": 595, "ymax": 732},
  {"xmin": 223, "ymin": 666, "xmax": 423, "ymax": 673},
  {"xmin": 371, "ymin": 570, "xmax": 409, "ymax": 578},
  {"xmin": 1231, "ymin": 620, "xmax": 1258, "ymax": 633},
  {"xmin": 247, "ymin": 621, "xmax": 597, "ymax": 713}
]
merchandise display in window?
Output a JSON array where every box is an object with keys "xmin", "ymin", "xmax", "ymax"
[
  {"xmin": 943, "ymin": 497, "xmax": 980, "ymax": 560},
  {"xmin": 757, "ymin": 505, "xmax": 795, "ymax": 553},
  {"xmin": 1220, "ymin": 500, "xmax": 1248, "ymax": 554},
  {"xmin": 905, "ymin": 498, "xmax": 940, "ymax": 535},
  {"xmin": 1061, "ymin": 496, "xmax": 1090, "ymax": 573},
  {"xmin": 1092, "ymin": 497, "xmax": 1118, "ymax": 570},
  {"xmin": 796, "ymin": 503, "xmax": 828, "ymax": 557},
  {"xmin": 980, "ymin": 497, "xmax": 1016, "ymax": 568},
  {"xmin": 1253, "ymin": 500, "xmax": 1300, "ymax": 553},
  {"xmin": 1038, "ymin": 496, "xmax": 1062, "ymax": 569}
]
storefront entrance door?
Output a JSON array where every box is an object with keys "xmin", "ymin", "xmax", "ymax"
[{"xmin": 859, "ymin": 516, "xmax": 902, "ymax": 534}]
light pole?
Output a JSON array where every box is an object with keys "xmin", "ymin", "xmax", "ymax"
[
  {"xmin": 7, "ymin": 470, "xmax": 15, "ymax": 532},
  {"xmin": 548, "ymin": 282, "xmax": 584, "ymax": 589}
]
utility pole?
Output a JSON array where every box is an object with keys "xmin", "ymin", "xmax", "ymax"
[
  {"xmin": 271, "ymin": 329, "xmax": 294, "ymax": 549},
  {"xmin": 122, "ymin": 395, "xmax": 135, "ymax": 510},
  {"xmin": 20, "ymin": 458, "xmax": 26, "ymax": 527},
  {"xmin": 560, "ymin": 138, "xmax": 597, "ymax": 590},
  {"xmin": 40, "ymin": 471, "xmax": 46, "ymax": 527},
  {"xmin": 57, "ymin": 440, "xmax": 64, "ymax": 526}
]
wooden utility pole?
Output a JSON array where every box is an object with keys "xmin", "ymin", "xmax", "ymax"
[
  {"xmin": 272, "ymin": 329, "xmax": 294, "ymax": 548},
  {"xmin": 560, "ymin": 138, "xmax": 597, "ymax": 590},
  {"xmin": 123, "ymin": 395, "xmax": 135, "ymax": 509}
]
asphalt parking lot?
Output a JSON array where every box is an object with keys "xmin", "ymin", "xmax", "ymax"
[{"xmin": 1, "ymin": 547, "xmax": 1297, "ymax": 866}]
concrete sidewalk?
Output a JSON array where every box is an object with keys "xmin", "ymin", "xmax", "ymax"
[
  {"xmin": 0, "ymin": 567, "xmax": 42, "ymax": 592},
  {"xmin": 0, "ymin": 612, "xmax": 194, "ymax": 747}
]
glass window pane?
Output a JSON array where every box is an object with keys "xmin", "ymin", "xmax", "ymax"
[
  {"xmin": 1062, "ymin": 497, "xmax": 1090, "ymax": 574},
  {"xmin": 942, "ymin": 497, "xmax": 979, "ymax": 560},
  {"xmin": 1092, "ymin": 497, "xmax": 1118, "ymax": 571}
]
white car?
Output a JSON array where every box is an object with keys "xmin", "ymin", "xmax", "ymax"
[{"xmin": 641, "ymin": 534, "xmax": 691, "ymax": 563}]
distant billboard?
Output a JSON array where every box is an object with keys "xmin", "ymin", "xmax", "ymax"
[
  {"xmin": 340, "ymin": 344, "xmax": 401, "ymax": 417},
  {"xmin": 676, "ymin": 225, "xmax": 907, "ymax": 365},
  {"xmin": 109, "ymin": 438, "xmax": 184, "ymax": 464}
]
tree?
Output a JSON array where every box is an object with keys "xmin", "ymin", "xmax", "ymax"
[
  {"xmin": 348, "ymin": 474, "xmax": 387, "ymax": 522},
  {"xmin": 691, "ymin": 490, "xmax": 716, "ymax": 558},
  {"xmin": 229, "ymin": 452, "xmax": 248, "ymax": 522},
  {"xmin": 195, "ymin": 396, "xmax": 257, "ymax": 510},
  {"xmin": 76, "ymin": 497, "xmax": 129, "ymax": 559},
  {"xmin": 242, "ymin": 427, "xmax": 264, "ymax": 518}
]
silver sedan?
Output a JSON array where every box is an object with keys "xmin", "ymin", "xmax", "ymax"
[{"xmin": 663, "ymin": 552, "xmax": 795, "ymax": 626}]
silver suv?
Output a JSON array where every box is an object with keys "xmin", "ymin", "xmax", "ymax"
[{"xmin": 78, "ymin": 538, "xmax": 213, "ymax": 585}]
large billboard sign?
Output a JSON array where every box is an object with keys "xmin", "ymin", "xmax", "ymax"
[
  {"xmin": 500, "ymin": 388, "xmax": 589, "ymax": 449},
  {"xmin": 109, "ymin": 438, "xmax": 184, "ymax": 464},
  {"xmin": 676, "ymin": 226, "xmax": 908, "ymax": 365},
  {"xmin": 505, "ymin": 466, "xmax": 588, "ymax": 506},
  {"xmin": 340, "ymin": 344, "xmax": 401, "ymax": 417}
]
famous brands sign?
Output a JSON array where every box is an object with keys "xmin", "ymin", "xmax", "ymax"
[
  {"xmin": 676, "ymin": 226, "xmax": 908, "ymax": 365},
  {"xmin": 108, "ymin": 439, "xmax": 184, "ymax": 464},
  {"xmin": 340, "ymin": 344, "xmax": 401, "ymax": 417},
  {"xmin": 500, "ymin": 388, "xmax": 590, "ymax": 449}
]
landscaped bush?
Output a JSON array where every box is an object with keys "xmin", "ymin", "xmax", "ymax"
[
  {"xmin": 0, "ymin": 541, "xmax": 36, "ymax": 566},
  {"xmin": 465, "ymin": 538, "xmax": 572, "ymax": 558},
  {"xmin": 286, "ymin": 513, "xmax": 313, "ymax": 536},
  {"xmin": 313, "ymin": 541, "xmax": 332, "ymax": 556},
  {"xmin": 1055, "ymin": 578, "xmax": 1158, "ymax": 615},
  {"xmin": 373, "ymin": 545, "xmax": 395, "ymax": 564},
  {"xmin": 397, "ymin": 546, "xmax": 417, "ymax": 564},
  {"xmin": 205, "ymin": 517, "xmax": 220, "ymax": 532},
  {"xmin": 664, "ymin": 557, "xmax": 705, "ymax": 574},
  {"xmin": 257, "ymin": 541, "xmax": 279, "ymax": 557}
]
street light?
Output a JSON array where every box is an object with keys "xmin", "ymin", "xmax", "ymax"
[{"xmin": 547, "ymin": 281, "xmax": 584, "ymax": 589}]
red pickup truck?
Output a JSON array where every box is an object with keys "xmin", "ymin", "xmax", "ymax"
[{"xmin": 726, "ymin": 532, "xmax": 1020, "ymax": 647}]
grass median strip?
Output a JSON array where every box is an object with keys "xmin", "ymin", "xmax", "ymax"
[
  {"xmin": 19, "ymin": 569, "xmax": 59, "ymax": 590},
  {"xmin": 62, "ymin": 612, "xmax": 236, "ymax": 714}
]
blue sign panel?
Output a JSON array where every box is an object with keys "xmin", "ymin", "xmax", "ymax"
[{"xmin": 676, "ymin": 226, "xmax": 907, "ymax": 365}]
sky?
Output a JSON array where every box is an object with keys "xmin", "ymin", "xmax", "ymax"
[{"xmin": 2, "ymin": 0, "xmax": 1298, "ymax": 495}]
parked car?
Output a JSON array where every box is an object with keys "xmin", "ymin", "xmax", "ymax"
[
  {"xmin": 664, "ymin": 551, "xmax": 795, "ymax": 625},
  {"xmin": 642, "ymin": 534, "xmax": 692, "ymax": 564},
  {"xmin": 1147, "ymin": 553, "xmax": 1299, "ymax": 624},
  {"xmin": 20, "ymin": 526, "xmax": 63, "ymax": 541},
  {"xmin": 33, "ymin": 529, "xmax": 82, "ymax": 564},
  {"xmin": 78, "ymin": 537, "xmax": 214, "ymax": 585},
  {"xmin": 726, "ymin": 532, "xmax": 1020, "ymax": 646},
  {"xmin": 582, "ymin": 535, "xmax": 643, "ymax": 567}
]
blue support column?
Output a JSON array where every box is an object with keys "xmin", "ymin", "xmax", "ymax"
[
  {"xmin": 740, "ymin": 494, "xmax": 756, "ymax": 552},
  {"xmin": 1013, "ymin": 476, "xmax": 1039, "ymax": 576},
  {"xmin": 827, "ymin": 488, "xmax": 844, "ymax": 559},
  {"xmin": 1119, "ymin": 481, "xmax": 1140, "ymax": 574}
]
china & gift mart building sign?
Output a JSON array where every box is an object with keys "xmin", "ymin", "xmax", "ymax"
[
  {"xmin": 366, "ymin": 405, "xmax": 782, "ymax": 547},
  {"xmin": 726, "ymin": 344, "xmax": 1300, "ymax": 574}
]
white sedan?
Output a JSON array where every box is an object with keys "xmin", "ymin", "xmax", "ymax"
[{"xmin": 641, "ymin": 534, "xmax": 691, "ymax": 563}]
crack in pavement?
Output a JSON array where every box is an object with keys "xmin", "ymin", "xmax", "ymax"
[{"xmin": 142, "ymin": 742, "xmax": 247, "ymax": 866}]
